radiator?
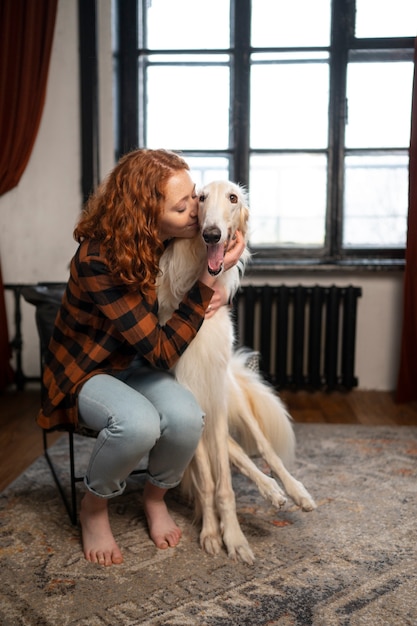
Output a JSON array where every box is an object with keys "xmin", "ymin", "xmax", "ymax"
[
  {"xmin": 5, "ymin": 283, "xmax": 361, "ymax": 393},
  {"xmin": 232, "ymin": 285, "xmax": 362, "ymax": 391}
]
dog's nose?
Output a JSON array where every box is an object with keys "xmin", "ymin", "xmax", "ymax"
[{"xmin": 203, "ymin": 226, "xmax": 221, "ymax": 244}]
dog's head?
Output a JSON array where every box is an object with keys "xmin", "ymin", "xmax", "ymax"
[{"xmin": 198, "ymin": 180, "xmax": 249, "ymax": 276}]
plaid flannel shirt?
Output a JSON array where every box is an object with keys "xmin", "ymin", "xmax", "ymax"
[{"xmin": 38, "ymin": 239, "xmax": 213, "ymax": 429}]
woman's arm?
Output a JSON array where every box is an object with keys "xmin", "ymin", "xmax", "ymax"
[
  {"xmin": 74, "ymin": 235, "xmax": 245, "ymax": 368},
  {"xmin": 74, "ymin": 246, "xmax": 211, "ymax": 369}
]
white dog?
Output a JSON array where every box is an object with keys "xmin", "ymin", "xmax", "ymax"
[{"xmin": 157, "ymin": 180, "xmax": 316, "ymax": 563}]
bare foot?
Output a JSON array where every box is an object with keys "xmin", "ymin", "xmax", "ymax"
[
  {"xmin": 143, "ymin": 482, "xmax": 182, "ymax": 549},
  {"xmin": 79, "ymin": 492, "xmax": 123, "ymax": 566}
]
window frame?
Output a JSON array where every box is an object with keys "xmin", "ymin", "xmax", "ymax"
[{"xmin": 114, "ymin": 0, "xmax": 415, "ymax": 269}]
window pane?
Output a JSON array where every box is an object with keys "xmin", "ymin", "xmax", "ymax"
[
  {"xmin": 355, "ymin": 0, "xmax": 417, "ymax": 38},
  {"xmin": 251, "ymin": 61, "xmax": 329, "ymax": 149},
  {"xmin": 345, "ymin": 61, "xmax": 413, "ymax": 149},
  {"xmin": 145, "ymin": 0, "xmax": 230, "ymax": 49},
  {"xmin": 343, "ymin": 154, "xmax": 408, "ymax": 248},
  {"xmin": 249, "ymin": 154, "xmax": 327, "ymax": 247},
  {"xmin": 188, "ymin": 157, "xmax": 230, "ymax": 188},
  {"xmin": 146, "ymin": 66, "xmax": 230, "ymax": 149},
  {"xmin": 251, "ymin": 0, "xmax": 331, "ymax": 47}
]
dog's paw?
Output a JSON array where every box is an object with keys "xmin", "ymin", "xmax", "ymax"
[
  {"xmin": 226, "ymin": 540, "xmax": 255, "ymax": 565},
  {"xmin": 299, "ymin": 493, "xmax": 317, "ymax": 512},
  {"xmin": 290, "ymin": 480, "xmax": 317, "ymax": 511},
  {"xmin": 223, "ymin": 529, "xmax": 255, "ymax": 565},
  {"xmin": 259, "ymin": 475, "xmax": 287, "ymax": 509},
  {"xmin": 200, "ymin": 532, "xmax": 223, "ymax": 556}
]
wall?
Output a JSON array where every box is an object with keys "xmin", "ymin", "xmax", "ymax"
[
  {"xmin": 1, "ymin": 0, "xmax": 115, "ymax": 380},
  {"xmin": 0, "ymin": 0, "xmax": 405, "ymax": 391}
]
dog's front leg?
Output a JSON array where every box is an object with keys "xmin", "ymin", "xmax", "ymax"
[
  {"xmin": 210, "ymin": 410, "xmax": 255, "ymax": 564},
  {"xmin": 191, "ymin": 439, "xmax": 223, "ymax": 556}
]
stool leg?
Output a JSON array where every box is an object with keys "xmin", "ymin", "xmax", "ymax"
[
  {"xmin": 68, "ymin": 430, "xmax": 78, "ymax": 525},
  {"xmin": 42, "ymin": 429, "xmax": 78, "ymax": 525}
]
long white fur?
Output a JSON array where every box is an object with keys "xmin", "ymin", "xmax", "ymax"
[{"xmin": 157, "ymin": 180, "xmax": 316, "ymax": 564}]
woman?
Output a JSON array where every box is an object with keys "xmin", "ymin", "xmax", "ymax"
[{"xmin": 38, "ymin": 148, "xmax": 245, "ymax": 566}]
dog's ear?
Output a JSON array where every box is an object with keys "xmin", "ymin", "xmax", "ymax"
[{"xmin": 237, "ymin": 187, "xmax": 250, "ymax": 238}]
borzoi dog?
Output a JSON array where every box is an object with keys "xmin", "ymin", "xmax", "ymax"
[{"xmin": 157, "ymin": 180, "xmax": 316, "ymax": 563}]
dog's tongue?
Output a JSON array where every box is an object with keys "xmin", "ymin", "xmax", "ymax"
[{"xmin": 207, "ymin": 243, "xmax": 225, "ymax": 275}]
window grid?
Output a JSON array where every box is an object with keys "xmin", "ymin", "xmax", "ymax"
[{"xmin": 115, "ymin": 0, "xmax": 415, "ymax": 266}]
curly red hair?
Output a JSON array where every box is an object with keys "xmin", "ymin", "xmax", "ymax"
[{"xmin": 74, "ymin": 149, "xmax": 190, "ymax": 292}]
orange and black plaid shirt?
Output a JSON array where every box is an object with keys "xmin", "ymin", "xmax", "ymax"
[{"xmin": 38, "ymin": 239, "xmax": 213, "ymax": 430}]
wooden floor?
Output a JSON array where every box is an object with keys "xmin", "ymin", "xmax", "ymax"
[{"xmin": 1, "ymin": 385, "xmax": 417, "ymax": 493}]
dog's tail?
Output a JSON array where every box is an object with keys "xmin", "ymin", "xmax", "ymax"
[{"xmin": 228, "ymin": 348, "xmax": 296, "ymax": 467}]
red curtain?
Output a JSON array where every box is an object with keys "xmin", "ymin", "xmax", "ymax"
[
  {"xmin": 0, "ymin": 0, "xmax": 57, "ymax": 390},
  {"xmin": 0, "ymin": 0, "xmax": 58, "ymax": 195},
  {"xmin": 396, "ymin": 40, "xmax": 417, "ymax": 403}
]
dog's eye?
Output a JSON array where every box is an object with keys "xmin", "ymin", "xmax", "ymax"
[
  {"xmin": 229, "ymin": 194, "xmax": 238, "ymax": 204},
  {"xmin": 199, "ymin": 194, "xmax": 206, "ymax": 203}
]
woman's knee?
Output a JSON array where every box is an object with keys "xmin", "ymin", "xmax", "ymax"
[
  {"xmin": 79, "ymin": 374, "xmax": 161, "ymax": 449},
  {"xmin": 162, "ymin": 388, "xmax": 204, "ymax": 443},
  {"xmin": 109, "ymin": 405, "xmax": 160, "ymax": 451}
]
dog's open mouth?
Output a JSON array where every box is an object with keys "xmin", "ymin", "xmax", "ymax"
[{"xmin": 207, "ymin": 242, "xmax": 225, "ymax": 276}]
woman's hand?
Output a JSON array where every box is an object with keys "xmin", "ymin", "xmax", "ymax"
[
  {"xmin": 223, "ymin": 230, "xmax": 246, "ymax": 272},
  {"xmin": 205, "ymin": 283, "xmax": 229, "ymax": 319}
]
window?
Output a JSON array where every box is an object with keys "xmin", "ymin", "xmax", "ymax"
[{"xmin": 115, "ymin": 0, "xmax": 416, "ymax": 266}]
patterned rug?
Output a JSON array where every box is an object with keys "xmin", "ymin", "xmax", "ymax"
[{"xmin": 1, "ymin": 423, "xmax": 417, "ymax": 626}]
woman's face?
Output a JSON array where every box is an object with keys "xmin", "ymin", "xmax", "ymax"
[{"xmin": 159, "ymin": 169, "xmax": 199, "ymax": 241}]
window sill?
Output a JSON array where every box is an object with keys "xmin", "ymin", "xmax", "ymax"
[{"xmin": 246, "ymin": 257, "xmax": 405, "ymax": 276}]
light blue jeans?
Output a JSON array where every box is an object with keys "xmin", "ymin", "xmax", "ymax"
[{"xmin": 77, "ymin": 357, "xmax": 204, "ymax": 498}]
